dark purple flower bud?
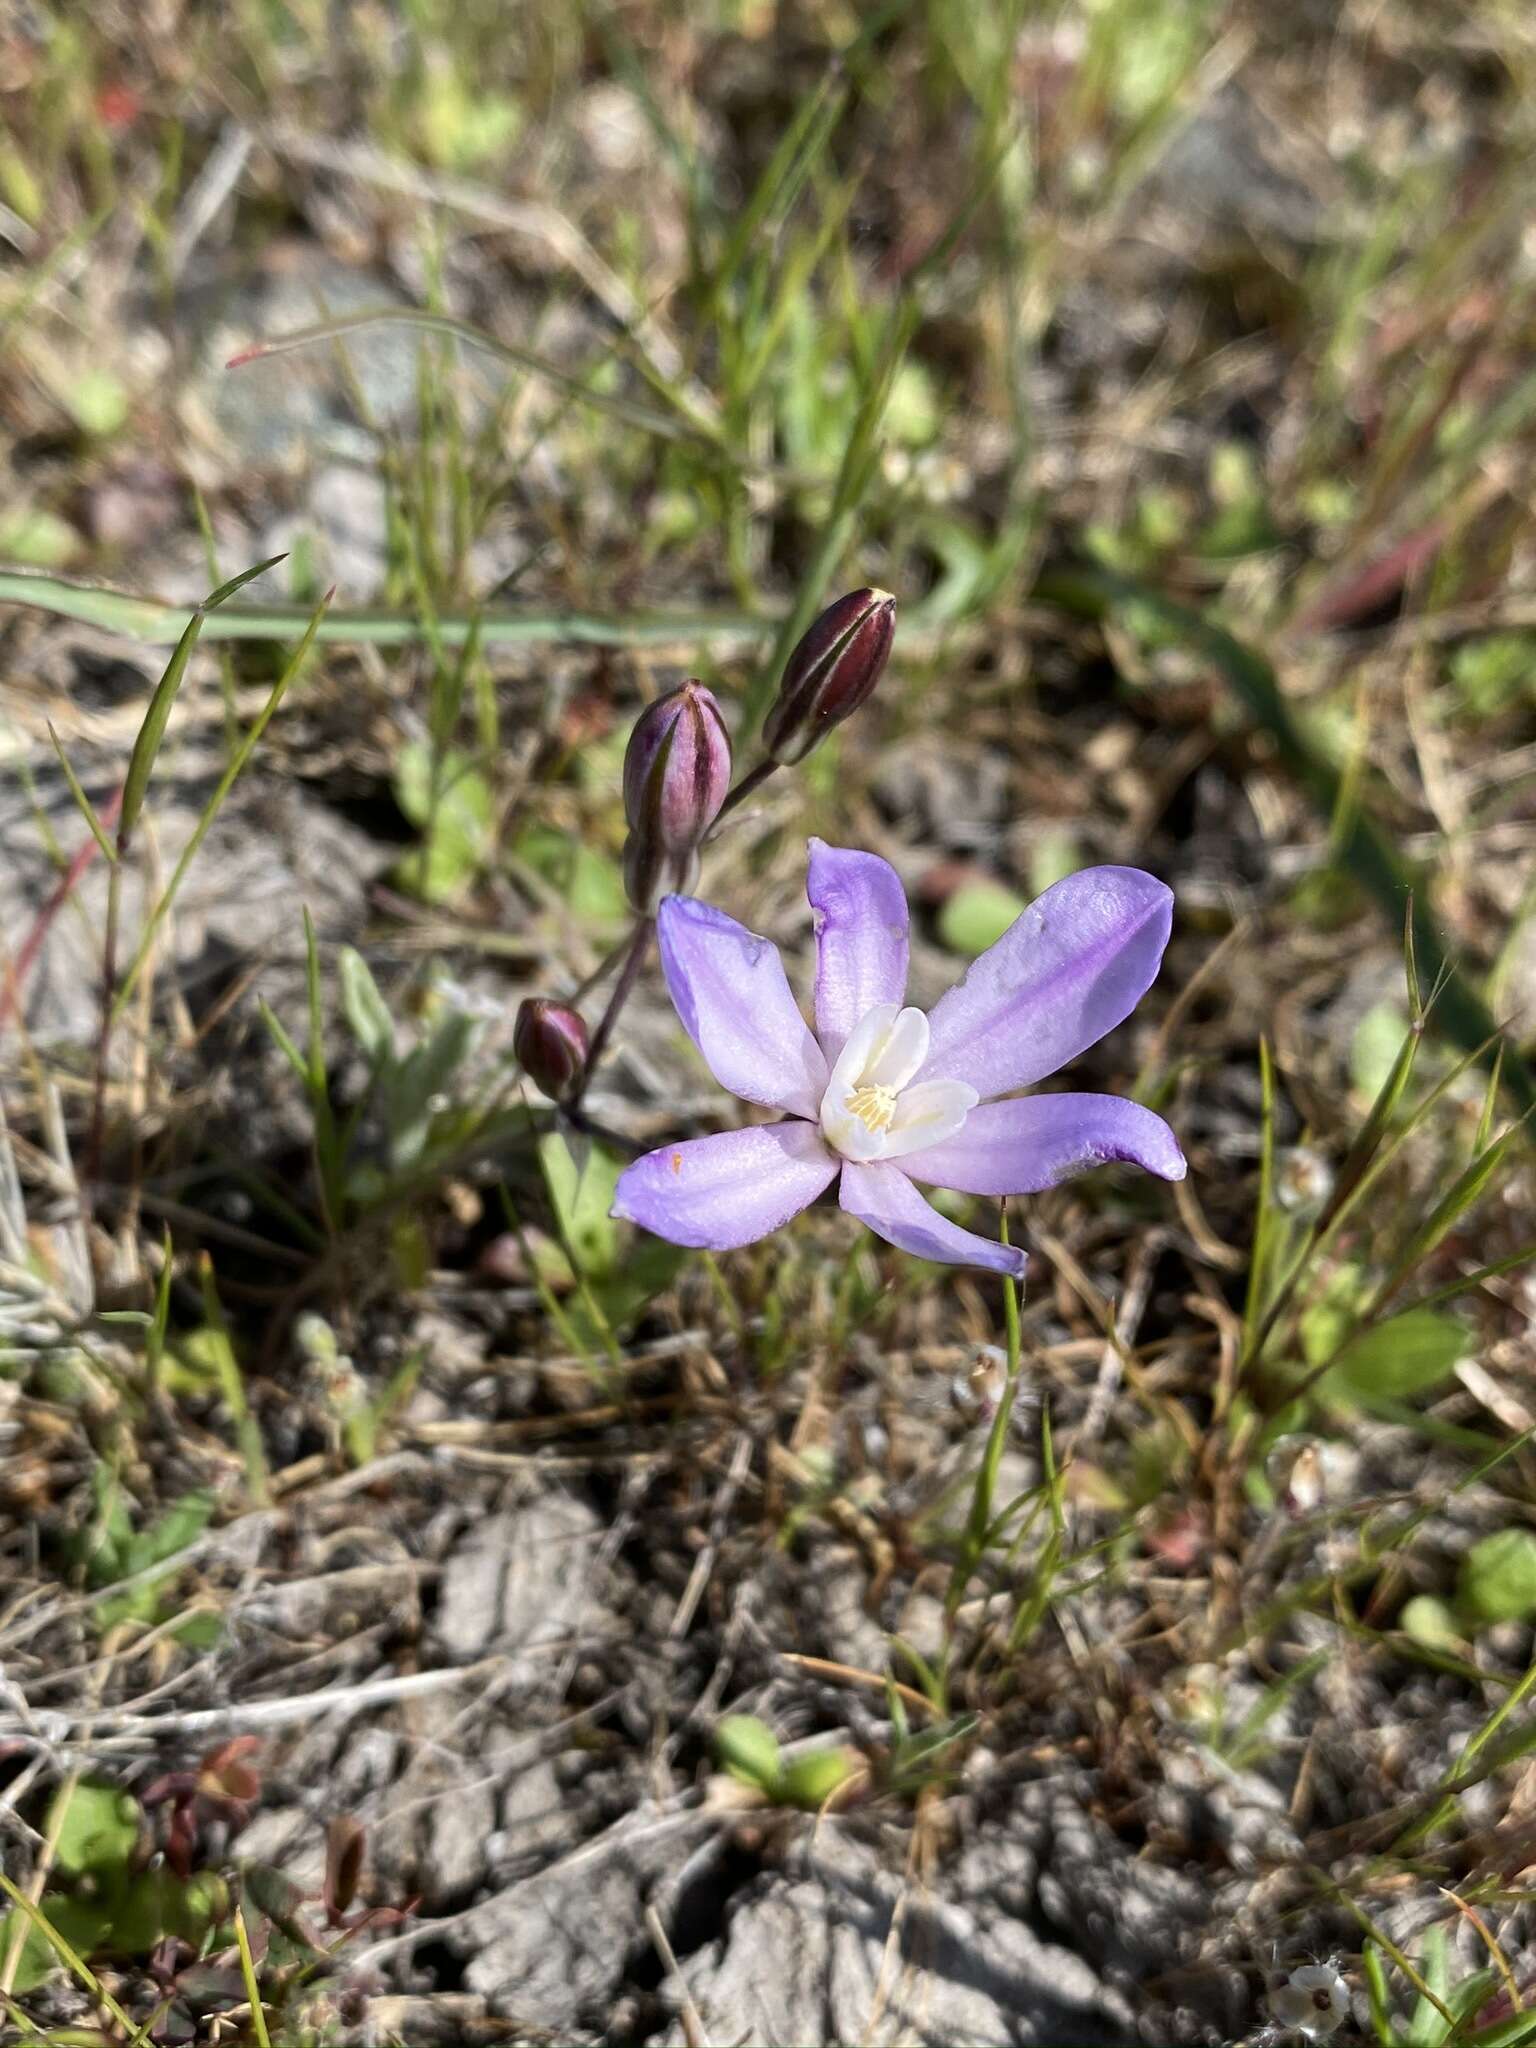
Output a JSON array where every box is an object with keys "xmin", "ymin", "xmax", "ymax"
[
  {"xmin": 622, "ymin": 679, "xmax": 731, "ymax": 911},
  {"xmin": 762, "ymin": 588, "xmax": 896, "ymax": 766},
  {"xmin": 515, "ymin": 998, "xmax": 589, "ymax": 1102}
]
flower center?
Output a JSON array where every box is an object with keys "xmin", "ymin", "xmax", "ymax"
[
  {"xmin": 846, "ymin": 1082, "xmax": 898, "ymax": 1134},
  {"xmin": 819, "ymin": 1003, "xmax": 979, "ymax": 1165}
]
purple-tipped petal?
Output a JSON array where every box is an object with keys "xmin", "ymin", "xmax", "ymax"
[
  {"xmin": 658, "ymin": 896, "xmax": 828, "ymax": 1118},
  {"xmin": 839, "ymin": 1161, "xmax": 1026, "ymax": 1279},
  {"xmin": 905, "ymin": 1093, "xmax": 1186, "ymax": 1195},
  {"xmin": 919, "ymin": 867, "xmax": 1173, "ymax": 1098},
  {"xmin": 613, "ymin": 1122, "xmax": 836, "ymax": 1250},
  {"xmin": 806, "ymin": 839, "xmax": 910, "ymax": 1055}
]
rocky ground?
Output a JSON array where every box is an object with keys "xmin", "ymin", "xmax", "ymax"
[{"xmin": 5, "ymin": 5, "xmax": 1536, "ymax": 2044}]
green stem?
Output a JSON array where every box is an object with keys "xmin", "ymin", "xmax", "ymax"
[{"xmin": 949, "ymin": 1205, "xmax": 1025, "ymax": 1621}]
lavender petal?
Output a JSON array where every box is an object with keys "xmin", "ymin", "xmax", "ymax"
[
  {"xmin": 612, "ymin": 1122, "xmax": 837, "ymax": 1250},
  {"xmin": 806, "ymin": 839, "xmax": 911, "ymax": 1055},
  {"xmin": 918, "ymin": 867, "xmax": 1173, "ymax": 1098},
  {"xmin": 658, "ymin": 895, "xmax": 829, "ymax": 1117},
  {"xmin": 839, "ymin": 1161, "xmax": 1026, "ymax": 1278},
  {"xmin": 906, "ymin": 1092, "xmax": 1186, "ymax": 1194}
]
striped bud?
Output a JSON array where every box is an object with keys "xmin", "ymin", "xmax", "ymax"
[
  {"xmin": 514, "ymin": 998, "xmax": 589, "ymax": 1102},
  {"xmin": 622, "ymin": 680, "xmax": 731, "ymax": 911},
  {"xmin": 762, "ymin": 588, "xmax": 896, "ymax": 766}
]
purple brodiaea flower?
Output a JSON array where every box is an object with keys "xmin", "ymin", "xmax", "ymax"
[{"xmin": 611, "ymin": 840, "xmax": 1185, "ymax": 1279}]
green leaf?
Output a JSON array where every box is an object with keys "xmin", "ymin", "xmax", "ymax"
[
  {"xmin": 50, "ymin": 1780, "xmax": 140, "ymax": 1879},
  {"xmin": 1469, "ymin": 2001, "xmax": 1536, "ymax": 2048},
  {"xmin": 97, "ymin": 1488, "xmax": 217, "ymax": 1626},
  {"xmin": 106, "ymin": 1866, "xmax": 226, "ymax": 1955},
  {"xmin": 1400, "ymin": 1596, "xmax": 1462, "ymax": 1651},
  {"xmin": 1300, "ymin": 1262, "xmax": 1368, "ymax": 1368},
  {"xmin": 66, "ymin": 367, "xmax": 129, "ymax": 438},
  {"xmin": 0, "ymin": 504, "xmax": 79, "ymax": 567},
  {"xmin": 1319, "ymin": 1307, "xmax": 1468, "ymax": 1406},
  {"xmin": 1449, "ymin": 631, "xmax": 1536, "ymax": 718},
  {"xmin": 590, "ymin": 1238, "xmax": 686, "ymax": 1334},
  {"xmin": 394, "ymin": 741, "xmax": 492, "ymax": 902},
  {"xmin": 1351, "ymin": 999, "xmax": 1410, "ymax": 1102},
  {"xmin": 339, "ymin": 947, "xmax": 397, "ymax": 1069},
  {"xmin": 515, "ymin": 824, "xmax": 628, "ymax": 924},
  {"xmin": 385, "ymin": 1009, "xmax": 478, "ymax": 1168},
  {"xmin": 125, "ymin": 1489, "xmax": 216, "ymax": 1575},
  {"xmin": 0, "ymin": 1894, "xmax": 119, "ymax": 1993},
  {"xmin": 1459, "ymin": 1528, "xmax": 1536, "ymax": 1626},
  {"xmin": 937, "ymin": 880, "xmax": 1027, "ymax": 959},
  {"xmin": 567, "ymin": 843, "xmax": 629, "ymax": 922},
  {"xmin": 714, "ymin": 1715, "xmax": 783, "ymax": 1793},
  {"xmin": 779, "ymin": 1748, "xmax": 859, "ymax": 1811},
  {"xmin": 1026, "ymin": 829, "xmax": 1081, "ymax": 897},
  {"xmin": 538, "ymin": 1131, "xmax": 622, "ymax": 1280}
]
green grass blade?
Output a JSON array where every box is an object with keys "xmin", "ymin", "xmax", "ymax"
[
  {"xmin": 708, "ymin": 72, "xmax": 844, "ymax": 304},
  {"xmin": 198, "ymin": 1253, "xmax": 270, "ymax": 1506},
  {"xmin": 45, "ymin": 725, "xmax": 117, "ymax": 864},
  {"xmin": 1365, "ymin": 1120, "xmax": 1528, "ymax": 1320},
  {"xmin": 232, "ymin": 1907, "xmax": 272, "ymax": 2048},
  {"xmin": 0, "ymin": 1874, "xmax": 138, "ymax": 2034},
  {"xmin": 302, "ymin": 905, "xmax": 343, "ymax": 1235},
  {"xmin": 228, "ymin": 305, "xmax": 717, "ymax": 447},
  {"xmin": 0, "ymin": 568, "xmax": 765, "ymax": 651},
  {"xmin": 112, "ymin": 590, "xmax": 329, "ymax": 1016},
  {"xmin": 951, "ymin": 1207, "xmax": 1025, "ymax": 1614},
  {"xmin": 1031, "ymin": 562, "xmax": 1536, "ymax": 1112},
  {"xmin": 117, "ymin": 553, "xmax": 285, "ymax": 844},
  {"xmin": 741, "ymin": 297, "xmax": 920, "ymax": 738},
  {"xmin": 146, "ymin": 1226, "xmax": 174, "ymax": 1393},
  {"xmin": 1242, "ymin": 1037, "xmax": 1279, "ymax": 1348}
]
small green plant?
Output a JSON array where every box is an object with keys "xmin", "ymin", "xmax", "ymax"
[
  {"xmin": 713, "ymin": 1715, "xmax": 863, "ymax": 1813},
  {"xmin": 0, "ymin": 1749, "xmax": 412, "ymax": 2036}
]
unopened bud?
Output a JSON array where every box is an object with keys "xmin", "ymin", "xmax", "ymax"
[
  {"xmin": 762, "ymin": 587, "xmax": 896, "ymax": 766},
  {"xmin": 622, "ymin": 679, "xmax": 732, "ymax": 911},
  {"xmin": 514, "ymin": 998, "xmax": 588, "ymax": 1102}
]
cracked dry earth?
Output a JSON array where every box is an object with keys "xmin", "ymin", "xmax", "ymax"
[
  {"xmin": 35, "ymin": 1462, "xmax": 1232, "ymax": 2046},
  {"xmin": 19, "ymin": 1306, "xmax": 1520, "ymax": 2048}
]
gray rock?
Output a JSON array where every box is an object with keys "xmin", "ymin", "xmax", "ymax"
[
  {"xmin": 434, "ymin": 1489, "xmax": 609, "ymax": 1676},
  {"xmin": 1151, "ymin": 87, "xmax": 1324, "ymax": 243},
  {"xmin": 262, "ymin": 461, "xmax": 391, "ymax": 602},
  {"xmin": 369, "ymin": 1749, "xmax": 498, "ymax": 1903},
  {"xmin": 668, "ymin": 1827, "xmax": 1132, "ymax": 2047},
  {"xmin": 177, "ymin": 245, "xmax": 427, "ymax": 470},
  {"xmin": 1032, "ymin": 1787, "xmax": 1207, "ymax": 1982},
  {"xmin": 814, "ymin": 1545, "xmax": 889, "ymax": 1674},
  {"xmin": 497, "ymin": 1755, "xmax": 570, "ymax": 1862},
  {"xmin": 457, "ymin": 1830, "xmax": 651, "ymax": 2031},
  {"xmin": 234, "ymin": 1804, "xmax": 311, "ymax": 1872},
  {"xmin": 0, "ymin": 767, "xmax": 387, "ymax": 1047}
]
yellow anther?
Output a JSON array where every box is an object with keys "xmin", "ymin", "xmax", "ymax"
[{"xmin": 846, "ymin": 1082, "xmax": 898, "ymax": 1134}]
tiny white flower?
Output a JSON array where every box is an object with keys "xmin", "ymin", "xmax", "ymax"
[{"xmin": 1268, "ymin": 1962, "xmax": 1350, "ymax": 2038}]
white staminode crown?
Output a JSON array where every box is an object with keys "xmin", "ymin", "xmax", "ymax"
[{"xmin": 819, "ymin": 1003, "xmax": 977, "ymax": 1164}]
